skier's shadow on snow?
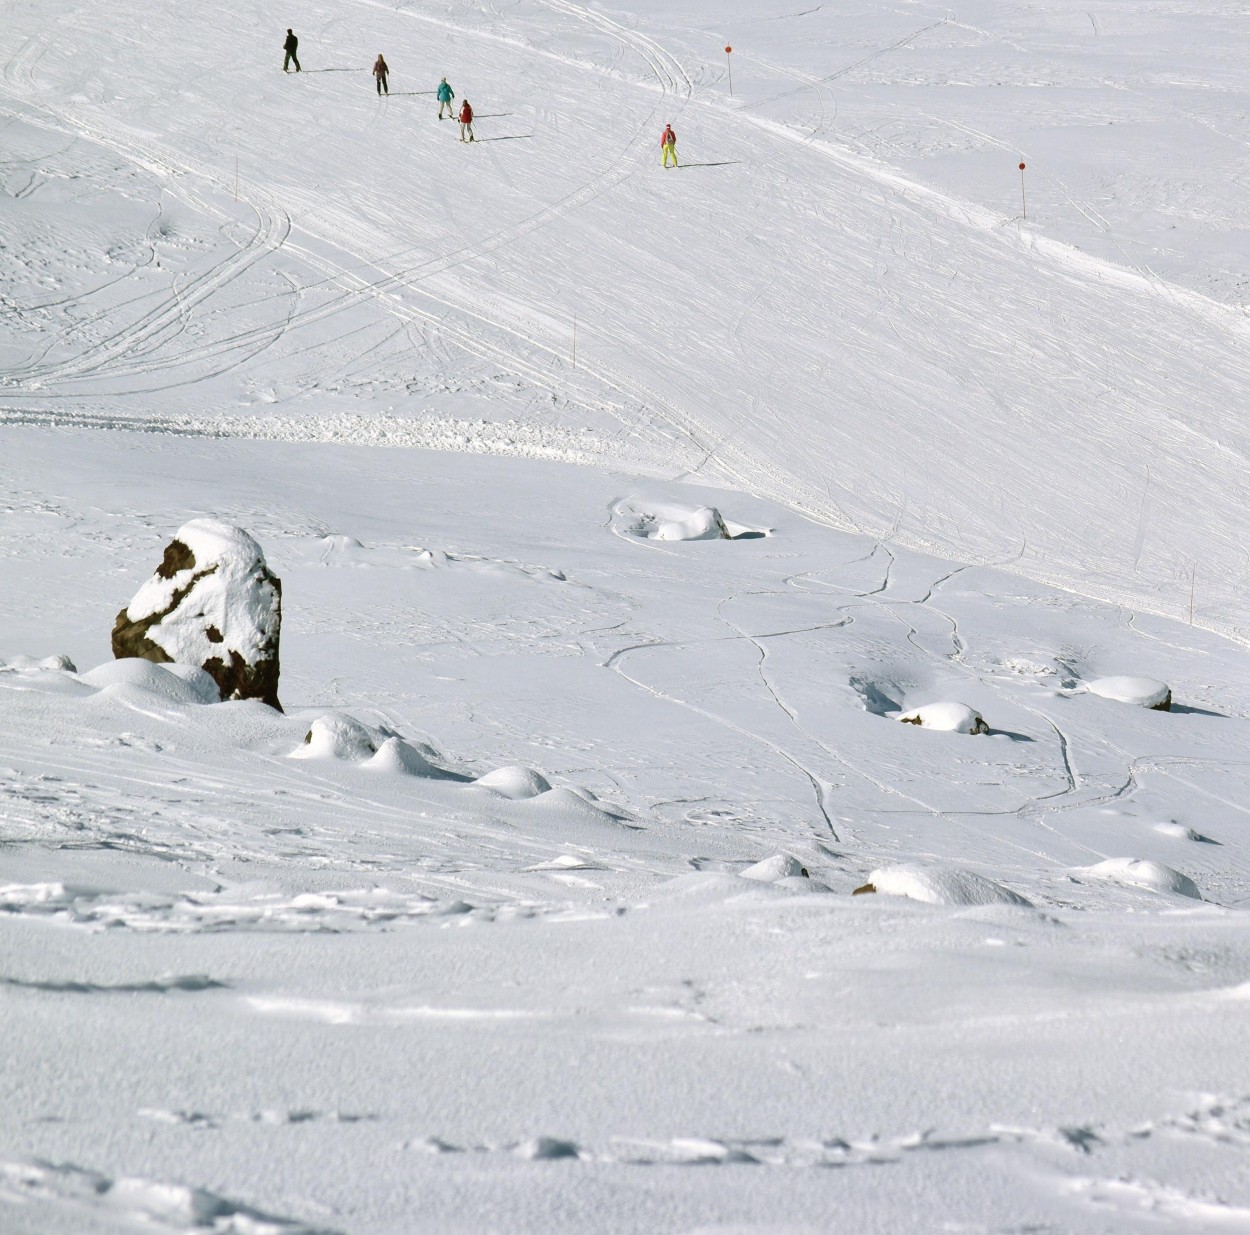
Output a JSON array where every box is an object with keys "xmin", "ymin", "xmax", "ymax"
[
  {"xmin": 387, "ymin": 91, "xmax": 438, "ymax": 96},
  {"xmin": 678, "ymin": 161, "xmax": 742, "ymax": 168},
  {"xmin": 301, "ymin": 67, "xmax": 360, "ymax": 73},
  {"xmin": 473, "ymin": 135, "xmax": 534, "ymax": 143},
  {"xmin": 472, "ymin": 113, "xmax": 512, "ymax": 118}
]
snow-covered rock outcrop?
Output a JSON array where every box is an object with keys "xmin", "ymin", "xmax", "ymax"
[
  {"xmin": 896, "ymin": 702, "xmax": 989, "ymax": 734},
  {"xmin": 856, "ymin": 864, "xmax": 1032, "ymax": 907},
  {"xmin": 1084, "ymin": 676, "xmax": 1172, "ymax": 711},
  {"xmin": 111, "ymin": 520, "xmax": 283, "ymax": 710},
  {"xmin": 1077, "ymin": 857, "xmax": 1200, "ymax": 899}
]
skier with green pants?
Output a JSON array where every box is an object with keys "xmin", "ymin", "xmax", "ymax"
[{"xmin": 437, "ymin": 77, "xmax": 455, "ymax": 119}]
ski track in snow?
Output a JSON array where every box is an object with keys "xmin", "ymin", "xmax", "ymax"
[{"xmin": 7, "ymin": 0, "xmax": 1250, "ymax": 645}]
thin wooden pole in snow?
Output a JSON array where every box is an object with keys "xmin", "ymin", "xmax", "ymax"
[
  {"xmin": 1019, "ymin": 161, "xmax": 1027, "ymax": 219},
  {"xmin": 725, "ymin": 46, "xmax": 734, "ymax": 96}
]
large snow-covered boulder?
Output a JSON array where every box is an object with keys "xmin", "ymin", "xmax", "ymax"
[
  {"xmin": 1084, "ymin": 676, "xmax": 1171, "ymax": 711},
  {"xmin": 896, "ymin": 702, "xmax": 989, "ymax": 734},
  {"xmin": 653, "ymin": 506, "xmax": 731, "ymax": 542},
  {"xmin": 112, "ymin": 520, "xmax": 283, "ymax": 710}
]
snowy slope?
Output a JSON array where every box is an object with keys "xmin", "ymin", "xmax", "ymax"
[{"xmin": 3, "ymin": 1, "xmax": 1250, "ymax": 1232}]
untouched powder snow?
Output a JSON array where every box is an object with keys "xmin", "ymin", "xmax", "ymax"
[{"xmin": 3, "ymin": 0, "xmax": 1250, "ymax": 1232}]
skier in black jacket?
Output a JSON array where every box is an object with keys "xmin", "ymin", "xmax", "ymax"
[{"xmin": 283, "ymin": 29, "xmax": 301, "ymax": 73}]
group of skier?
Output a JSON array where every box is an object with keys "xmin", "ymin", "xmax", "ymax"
[
  {"xmin": 282, "ymin": 29, "xmax": 678, "ymax": 160},
  {"xmin": 282, "ymin": 30, "xmax": 476, "ymax": 140}
]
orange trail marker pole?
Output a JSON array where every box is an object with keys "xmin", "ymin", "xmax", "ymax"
[
  {"xmin": 1019, "ymin": 161, "xmax": 1027, "ymax": 219},
  {"xmin": 725, "ymin": 46, "xmax": 733, "ymax": 96}
]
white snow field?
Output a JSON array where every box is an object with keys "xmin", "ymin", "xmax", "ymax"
[{"xmin": 3, "ymin": 0, "xmax": 1250, "ymax": 1231}]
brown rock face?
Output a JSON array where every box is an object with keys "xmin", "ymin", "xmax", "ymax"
[{"xmin": 112, "ymin": 520, "xmax": 283, "ymax": 710}]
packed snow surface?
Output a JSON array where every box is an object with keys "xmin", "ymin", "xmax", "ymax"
[{"xmin": 4, "ymin": 0, "xmax": 1250, "ymax": 1232}]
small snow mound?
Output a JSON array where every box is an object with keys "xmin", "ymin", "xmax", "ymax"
[
  {"xmin": 521, "ymin": 786, "xmax": 628, "ymax": 828},
  {"xmin": 81, "ymin": 658, "xmax": 221, "ymax": 705},
  {"xmin": 0, "ymin": 653, "xmax": 76, "ymax": 672},
  {"xmin": 740, "ymin": 854, "xmax": 808, "ymax": 883},
  {"xmin": 514, "ymin": 1136, "xmax": 581, "ymax": 1160},
  {"xmin": 322, "ymin": 534, "xmax": 363, "ymax": 550},
  {"xmin": 1085, "ymin": 675, "xmax": 1171, "ymax": 710},
  {"xmin": 538, "ymin": 786, "xmax": 617, "ymax": 815},
  {"xmin": 1153, "ymin": 822, "xmax": 1202, "ymax": 841},
  {"xmin": 896, "ymin": 701, "xmax": 988, "ymax": 734},
  {"xmin": 318, "ymin": 534, "xmax": 367, "ymax": 564},
  {"xmin": 473, "ymin": 765, "xmax": 553, "ymax": 799},
  {"xmin": 290, "ymin": 713, "xmax": 378, "ymax": 761},
  {"xmin": 363, "ymin": 737, "xmax": 443, "ymax": 777},
  {"xmin": 1080, "ymin": 857, "xmax": 1200, "ymax": 898},
  {"xmin": 867, "ymin": 864, "xmax": 1032, "ymax": 907},
  {"xmin": 0, "ymin": 655, "xmax": 92, "ymax": 697}
]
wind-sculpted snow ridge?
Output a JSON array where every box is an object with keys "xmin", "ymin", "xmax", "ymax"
[
  {"xmin": 0, "ymin": 881, "xmax": 478, "ymax": 934},
  {"xmin": 0, "ymin": 407, "xmax": 623, "ymax": 464},
  {"xmin": 0, "ymin": 1157, "xmax": 340, "ymax": 1233}
]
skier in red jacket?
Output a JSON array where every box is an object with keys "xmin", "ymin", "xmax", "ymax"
[
  {"xmin": 459, "ymin": 99, "xmax": 475, "ymax": 142},
  {"xmin": 661, "ymin": 123, "xmax": 677, "ymax": 168}
]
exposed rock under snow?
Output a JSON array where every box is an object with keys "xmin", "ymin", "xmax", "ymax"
[
  {"xmin": 112, "ymin": 519, "xmax": 282, "ymax": 710},
  {"xmin": 1084, "ymin": 675, "xmax": 1171, "ymax": 710},
  {"xmin": 896, "ymin": 702, "xmax": 989, "ymax": 734}
]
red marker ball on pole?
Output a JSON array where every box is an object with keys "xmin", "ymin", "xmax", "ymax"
[{"xmin": 1019, "ymin": 162, "xmax": 1026, "ymax": 171}]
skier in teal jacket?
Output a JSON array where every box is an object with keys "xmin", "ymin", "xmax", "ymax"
[{"xmin": 437, "ymin": 78, "xmax": 455, "ymax": 119}]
